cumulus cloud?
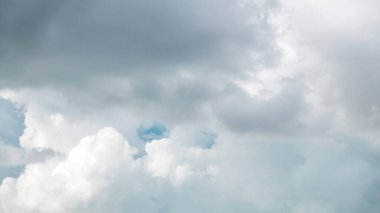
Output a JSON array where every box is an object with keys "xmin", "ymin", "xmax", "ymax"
[
  {"xmin": 0, "ymin": 128, "xmax": 137, "ymax": 212},
  {"xmin": 0, "ymin": 0, "xmax": 380, "ymax": 212},
  {"xmin": 2, "ymin": 125, "xmax": 379, "ymax": 212}
]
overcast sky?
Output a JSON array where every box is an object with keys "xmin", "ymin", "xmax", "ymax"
[{"xmin": 0, "ymin": 0, "xmax": 380, "ymax": 212}]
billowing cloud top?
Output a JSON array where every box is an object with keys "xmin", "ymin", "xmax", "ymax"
[{"xmin": 0, "ymin": 0, "xmax": 380, "ymax": 212}]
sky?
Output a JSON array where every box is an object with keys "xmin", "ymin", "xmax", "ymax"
[{"xmin": 0, "ymin": 0, "xmax": 380, "ymax": 212}]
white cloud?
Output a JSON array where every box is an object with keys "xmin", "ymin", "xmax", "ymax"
[
  {"xmin": 0, "ymin": 127, "xmax": 137, "ymax": 213},
  {"xmin": 1, "ymin": 113, "xmax": 379, "ymax": 212}
]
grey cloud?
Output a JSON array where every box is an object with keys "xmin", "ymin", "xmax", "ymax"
[
  {"xmin": 0, "ymin": 0, "xmax": 276, "ymax": 86},
  {"xmin": 0, "ymin": 0, "xmax": 61, "ymax": 53},
  {"xmin": 1, "ymin": 1, "xmax": 380, "ymax": 212},
  {"xmin": 53, "ymin": 72, "xmax": 226, "ymax": 126},
  {"xmin": 326, "ymin": 40, "xmax": 380, "ymax": 127},
  {"xmin": 214, "ymin": 81, "xmax": 306, "ymax": 133},
  {"xmin": 283, "ymin": 0, "xmax": 380, "ymax": 128},
  {"xmin": 0, "ymin": 0, "xmax": 281, "ymax": 132}
]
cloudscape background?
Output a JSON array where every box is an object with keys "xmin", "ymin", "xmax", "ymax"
[{"xmin": 0, "ymin": 0, "xmax": 380, "ymax": 212}]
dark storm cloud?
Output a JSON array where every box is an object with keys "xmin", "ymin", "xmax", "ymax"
[
  {"xmin": 0, "ymin": 0, "xmax": 284, "ymax": 132},
  {"xmin": 0, "ymin": 0, "xmax": 276, "ymax": 86},
  {"xmin": 0, "ymin": 0, "xmax": 61, "ymax": 52}
]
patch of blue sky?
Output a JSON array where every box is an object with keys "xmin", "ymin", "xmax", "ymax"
[
  {"xmin": 192, "ymin": 131, "xmax": 216, "ymax": 149},
  {"xmin": 0, "ymin": 98, "xmax": 25, "ymax": 181},
  {"xmin": 0, "ymin": 98, "xmax": 25, "ymax": 147},
  {"xmin": 0, "ymin": 165, "xmax": 24, "ymax": 181},
  {"xmin": 138, "ymin": 123, "xmax": 167, "ymax": 142}
]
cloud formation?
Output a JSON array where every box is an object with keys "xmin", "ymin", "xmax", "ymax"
[{"xmin": 0, "ymin": 0, "xmax": 380, "ymax": 212}]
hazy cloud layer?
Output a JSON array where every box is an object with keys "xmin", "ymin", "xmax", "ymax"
[{"xmin": 1, "ymin": 0, "xmax": 380, "ymax": 212}]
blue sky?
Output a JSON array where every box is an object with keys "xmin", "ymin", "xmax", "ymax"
[
  {"xmin": 0, "ymin": 98, "xmax": 25, "ymax": 180},
  {"xmin": 138, "ymin": 123, "xmax": 167, "ymax": 142},
  {"xmin": 0, "ymin": 98, "xmax": 24, "ymax": 147}
]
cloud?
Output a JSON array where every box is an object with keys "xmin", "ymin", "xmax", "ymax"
[
  {"xmin": 0, "ymin": 0, "xmax": 276, "ymax": 87},
  {"xmin": 0, "ymin": 0, "xmax": 380, "ymax": 212},
  {"xmin": 0, "ymin": 128, "xmax": 137, "ymax": 213},
  {"xmin": 1, "ymin": 126, "xmax": 380, "ymax": 212},
  {"xmin": 214, "ymin": 80, "xmax": 306, "ymax": 133},
  {"xmin": 0, "ymin": 0, "xmax": 279, "ymax": 127},
  {"xmin": 276, "ymin": 0, "xmax": 380, "ymax": 129}
]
